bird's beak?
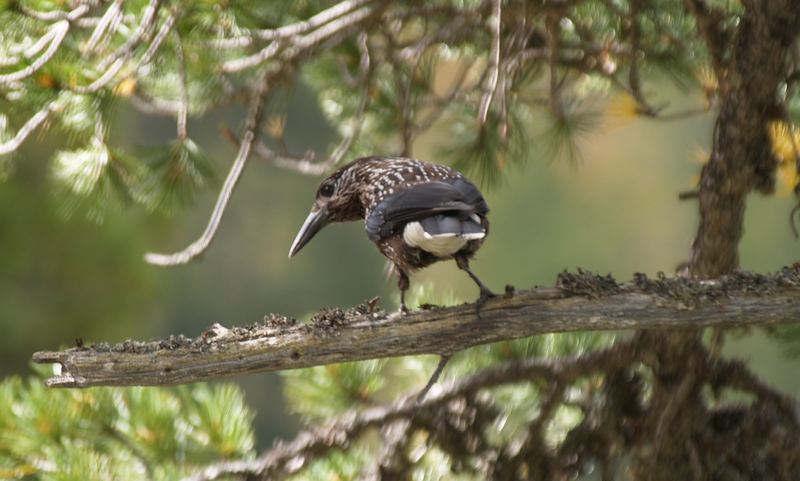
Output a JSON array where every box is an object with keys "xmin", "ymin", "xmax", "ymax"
[{"xmin": 288, "ymin": 206, "xmax": 329, "ymax": 257}]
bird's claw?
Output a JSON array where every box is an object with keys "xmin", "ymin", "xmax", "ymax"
[{"xmin": 475, "ymin": 288, "xmax": 497, "ymax": 319}]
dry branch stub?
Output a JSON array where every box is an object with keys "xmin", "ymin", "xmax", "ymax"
[{"xmin": 32, "ymin": 267, "xmax": 800, "ymax": 388}]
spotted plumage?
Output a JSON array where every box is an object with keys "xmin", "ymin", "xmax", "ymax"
[{"xmin": 289, "ymin": 156, "xmax": 495, "ymax": 312}]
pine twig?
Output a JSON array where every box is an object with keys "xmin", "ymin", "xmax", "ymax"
[
  {"xmin": 213, "ymin": 0, "xmax": 374, "ymax": 49},
  {"xmin": 0, "ymin": 99, "xmax": 61, "ymax": 155},
  {"xmin": 0, "ymin": 20, "xmax": 71, "ymax": 84},
  {"xmin": 143, "ymin": 70, "xmax": 271, "ymax": 266},
  {"xmin": 96, "ymin": 0, "xmax": 161, "ymax": 71},
  {"xmin": 477, "ymin": 0, "xmax": 502, "ymax": 125},
  {"xmin": 221, "ymin": 4, "xmax": 377, "ymax": 73},
  {"xmin": 173, "ymin": 30, "xmax": 189, "ymax": 140}
]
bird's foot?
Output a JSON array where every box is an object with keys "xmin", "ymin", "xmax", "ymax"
[
  {"xmin": 398, "ymin": 303, "xmax": 410, "ymax": 316},
  {"xmin": 475, "ymin": 287, "xmax": 497, "ymax": 319}
]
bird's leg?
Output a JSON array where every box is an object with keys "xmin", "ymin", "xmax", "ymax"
[
  {"xmin": 455, "ymin": 255, "xmax": 496, "ymax": 313},
  {"xmin": 398, "ymin": 269, "xmax": 410, "ymax": 314}
]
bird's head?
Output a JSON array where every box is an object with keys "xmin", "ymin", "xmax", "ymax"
[{"xmin": 288, "ymin": 162, "xmax": 366, "ymax": 257}]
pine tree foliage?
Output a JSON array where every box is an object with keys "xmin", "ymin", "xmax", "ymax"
[
  {"xmin": 5, "ymin": 0, "xmax": 797, "ymax": 213},
  {"xmin": 0, "ymin": 369, "xmax": 255, "ymax": 480}
]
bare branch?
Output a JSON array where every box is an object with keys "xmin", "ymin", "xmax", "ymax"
[
  {"xmin": 69, "ymin": 6, "xmax": 177, "ymax": 95},
  {"xmin": 71, "ymin": 11, "xmax": 176, "ymax": 95},
  {"xmin": 251, "ymin": 142, "xmax": 327, "ymax": 176},
  {"xmin": 136, "ymin": 11, "xmax": 176, "ymax": 69},
  {"xmin": 0, "ymin": 99, "xmax": 60, "ymax": 155},
  {"xmin": 221, "ymin": 41, "xmax": 282, "ymax": 73},
  {"xmin": 221, "ymin": 4, "xmax": 377, "ymax": 73},
  {"xmin": 16, "ymin": 2, "xmax": 90, "ymax": 22},
  {"xmin": 32, "ymin": 268, "xmax": 800, "ymax": 388},
  {"xmin": 626, "ymin": 0, "xmax": 659, "ymax": 117},
  {"xmin": 173, "ymin": 31, "xmax": 189, "ymax": 140},
  {"xmin": 0, "ymin": 20, "xmax": 70, "ymax": 84},
  {"xmin": 143, "ymin": 70, "xmax": 271, "ymax": 266},
  {"xmin": 97, "ymin": 0, "xmax": 161, "ymax": 71},
  {"xmin": 84, "ymin": 0, "xmax": 124, "ymax": 54},
  {"xmin": 217, "ymin": 0, "xmax": 374, "ymax": 49},
  {"xmin": 477, "ymin": 0, "xmax": 502, "ymax": 124}
]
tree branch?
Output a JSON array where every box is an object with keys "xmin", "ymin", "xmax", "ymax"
[
  {"xmin": 143, "ymin": 70, "xmax": 270, "ymax": 266},
  {"xmin": 0, "ymin": 20, "xmax": 71, "ymax": 84},
  {"xmin": 181, "ymin": 339, "xmax": 638, "ymax": 481},
  {"xmin": 32, "ymin": 268, "xmax": 800, "ymax": 388},
  {"xmin": 0, "ymin": 98, "xmax": 61, "ymax": 155}
]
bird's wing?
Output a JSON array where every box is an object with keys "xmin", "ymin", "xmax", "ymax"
[{"xmin": 366, "ymin": 179, "xmax": 488, "ymax": 241}]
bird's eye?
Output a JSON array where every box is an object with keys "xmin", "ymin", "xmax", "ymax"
[{"xmin": 319, "ymin": 183, "xmax": 335, "ymax": 197}]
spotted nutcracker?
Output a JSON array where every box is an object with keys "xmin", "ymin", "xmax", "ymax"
[{"xmin": 289, "ymin": 156, "xmax": 495, "ymax": 312}]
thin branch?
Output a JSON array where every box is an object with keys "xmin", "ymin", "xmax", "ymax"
[
  {"xmin": 214, "ymin": 0, "xmax": 374, "ymax": 49},
  {"xmin": 136, "ymin": 11, "xmax": 177, "ymax": 70},
  {"xmin": 324, "ymin": 33, "xmax": 371, "ymax": 164},
  {"xmin": 221, "ymin": 5, "xmax": 376, "ymax": 73},
  {"xmin": 173, "ymin": 31, "xmax": 189, "ymax": 140},
  {"xmin": 71, "ymin": 10, "xmax": 176, "ymax": 95},
  {"xmin": 416, "ymin": 355, "xmax": 452, "ymax": 401},
  {"xmin": 0, "ymin": 20, "xmax": 70, "ymax": 84},
  {"xmin": 221, "ymin": 41, "xmax": 282, "ymax": 73},
  {"xmin": 32, "ymin": 268, "xmax": 800, "ymax": 388},
  {"xmin": 97, "ymin": 0, "xmax": 161, "ymax": 71},
  {"xmin": 251, "ymin": 142, "xmax": 327, "ymax": 176},
  {"xmin": 546, "ymin": 14, "xmax": 565, "ymax": 117},
  {"xmin": 16, "ymin": 2, "xmax": 90, "ymax": 22},
  {"xmin": 127, "ymin": 91, "xmax": 183, "ymax": 116},
  {"xmin": 143, "ymin": 70, "xmax": 271, "ymax": 266},
  {"xmin": 72, "ymin": 10, "xmax": 176, "ymax": 95},
  {"xmin": 477, "ymin": 0, "xmax": 502, "ymax": 124},
  {"xmin": 0, "ymin": 99, "xmax": 61, "ymax": 155},
  {"xmin": 626, "ymin": 0, "xmax": 659, "ymax": 117},
  {"xmin": 71, "ymin": 58, "xmax": 125, "ymax": 94},
  {"xmin": 84, "ymin": 0, "xmax": 124, "ymax": 54}
]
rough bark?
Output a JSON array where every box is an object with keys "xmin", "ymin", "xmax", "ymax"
[
  {"xmin": 32, "ymin": 269, "xmax": 800, "ymax": 388},
  {"xmin": 689, "ymin": 0, "xmax": 800, "ymax": 277}
]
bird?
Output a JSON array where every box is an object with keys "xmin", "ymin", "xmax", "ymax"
[{"xmin": 288, "ymin": 156, "xmax": 495, "ymax": 313}]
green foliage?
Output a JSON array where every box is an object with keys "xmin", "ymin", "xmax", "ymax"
[
  {"xmin": 0, "ymin": 0, "xmax": 766, "ymax": 201},
  {"xmin": 136, "ymin": 138, "xmax": 217, "ymax": 215},
  {"xmin": 0, "ymin": 372, "xmax": 255, "ymax": 481},
  {"xmin": 283, "ymin": 360, "xmax": 386, "ymax": 421},
  {"xmin": 51, "ymin": 138, "xmax": 140, "ymax": 222}
]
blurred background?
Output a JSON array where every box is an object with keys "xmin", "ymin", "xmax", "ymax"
[{"xmin": 2, "ymin": 81, "xmax": 799, "ymax": 448}]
